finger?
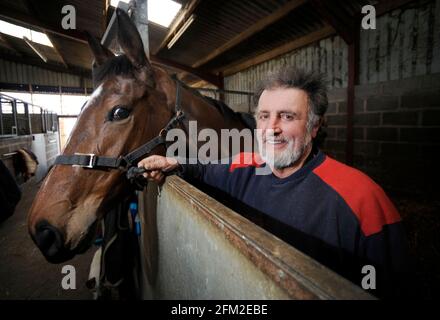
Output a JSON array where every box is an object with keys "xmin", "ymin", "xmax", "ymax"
[
  {"xmin": 155, "ymin": 172, "xmax": 164, "ymax": 183},
  {"xmin": 142, "ymin": 170, "xmax": 158, "ymax": 179},
  {"xmin": 150, "ymin": 170, "xmax": 163, "ymax": 180},
  {"xmin": 138, "ymin": 155, "xmax": 166, "ymax": 170}
]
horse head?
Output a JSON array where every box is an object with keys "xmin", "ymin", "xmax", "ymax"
[{"xmin": 28, "ymin": 9, "xmax": 178, "ymax": 263}]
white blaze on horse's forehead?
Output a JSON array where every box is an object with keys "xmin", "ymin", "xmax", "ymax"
[
  {"xmin": 65, "ymin": 195, "xmax": 100, "ymax": 248},
  {"xmin": 83, "ymin": 84, "xmax": 104, "ymax": 110}
]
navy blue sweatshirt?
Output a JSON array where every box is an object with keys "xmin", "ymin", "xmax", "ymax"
[{"xmin": 178, "ymin": 149, "xmax": 412, "ymax": 298}]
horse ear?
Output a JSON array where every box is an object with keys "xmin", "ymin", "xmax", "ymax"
[
  {"xmin": 116, "ymin": 8, "xmax": 154, "ymax": 86},
  {"xmin": 85, "ymin": 31, "xmax": 114, "ymax": 66}
]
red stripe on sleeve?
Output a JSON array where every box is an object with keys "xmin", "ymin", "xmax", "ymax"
[
  {"xmin": 229, "ymin": 152, "xmax": 264, "ymax": 172},
  {"xmin": 313, "ymin": 156, "xmax": 401, "ymax": 236}
]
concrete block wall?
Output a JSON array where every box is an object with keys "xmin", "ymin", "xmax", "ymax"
[{"xmin": 322, "ymin": 73, "xmax": 440, "ymax": 196}]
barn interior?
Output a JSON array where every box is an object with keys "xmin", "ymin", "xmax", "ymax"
[{"xmin": 0, "ymin": 0, "xmax": 439, "ymax": 300}]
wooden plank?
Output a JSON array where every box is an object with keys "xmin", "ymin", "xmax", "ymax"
[
  {"xmin": 333, "ymin": 37, "xmax": 342, "ymax": 88},
  {"xmin": 416, "ymin": 3, "xmax": 430, "ymax": 76},
  {"xmin": 379, "ymin": 14, "xmax": 388, "ymax": 82},
  {"xmin": 402, "ymin": 8, "xmax": 415, "ymax": 79},
  {"xmin": 346, "ymin": 40, "xmax": 357, "ymax": 165},
  {"xmin": 318, "ymin": 40, "xmax": 324, "ymax": 75},
  {"xmin": 389, "ymin": 10, "xmax": 400, "ymax": 81},
  {"xmin": 220, "ymin": 26, "xmax": 335, "ymax": 77},
  {"xmin": 324, "ymin": 38, "xmax": 331, "ymax": 87},
  {"xmin": 425, "ymin": 0, "xmax": 436, "ymax": 75},
  {"xmin": 329, "ymin": 37, "xmax": 334, "ymax": 87},
  {"xmin": 367, "ymin": 21, "xmax": 376, "ymax": 84},
  {"xmin": 299, "ymin": 47, "xmax": 305, "ymax": 70},
  {"xmin": 23, "ymin": 36, "xmax": 48, "ymax": 63},
  {"xmin": 341, "ymin": 38, "xmax": 348, "ymax": 87},
  {"xmin": 192, "ymin": 0, "xmax": 307, "ymax": 68},
  {"xmin": 432, "ymin": 0, "xmax": 440, "ymax": 74},
  {"xmin": 359, "ymin": 27, "xmax": 367, "ymax": 85},
  {"xmin": 154, "ymin": 0, "xmax": 201, "ymax": 55},
  {"xmin": 307, "ymin": 45, "xmax": 312, "ymax": 71}
]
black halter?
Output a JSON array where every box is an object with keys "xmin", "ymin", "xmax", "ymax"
[{"xmin": 54, "ymin": 78, "xmax": 185, "ymax": 171}]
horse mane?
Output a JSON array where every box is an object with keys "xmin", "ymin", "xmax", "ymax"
[
  {"xmin": 191, "ymin": 92, "xmax": 255, "ymax": 129},
  {"xmin": 172, "ymin": 76, "xmax": 253, "ymax": 127},
  {"xmin": 92, "ymin": 55, "xmax": 135, "ymax": 87},
  {"xmin": 203, "ymin": 96, "xmax": 240, "ymax": 119}
]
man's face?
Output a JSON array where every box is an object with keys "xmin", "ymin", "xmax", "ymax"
[{"xmin": 256, "ymin": 87, "xmax": 318, "ymax": 169}]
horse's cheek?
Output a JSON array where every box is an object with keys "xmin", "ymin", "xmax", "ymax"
[{"xmin": 96, "ymin": 122, "xmax": 131, "ymax": 154}]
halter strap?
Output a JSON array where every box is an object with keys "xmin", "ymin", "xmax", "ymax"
[
  {"xmin": 54, "ymin": 153, "xmax": 123, "ymax": 169},
  {"xmin": 54, "ymin": 77, "xmax": 185, "ymax": 171}
]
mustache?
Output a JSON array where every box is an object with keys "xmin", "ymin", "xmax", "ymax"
[{"xmin": 262, "ymin": 134, "xmax": 289, "ymax": 143}]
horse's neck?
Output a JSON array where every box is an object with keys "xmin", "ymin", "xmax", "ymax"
[
  {"xmin": 153, "ymin": 68, "xmax": 251, "ymax": 161},
  {"xmin": 153, "ymin": 67, "xmax": 237, "ymax": 132}
]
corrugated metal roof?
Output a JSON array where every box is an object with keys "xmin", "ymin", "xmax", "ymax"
[
  {"xmin": 202, "ymin": 3, "xmax": 328, "ymax": 71},
  {"xmin": 158, "ymin": 0, "xmax": 375, "ymax": 71},
  {"xmin": 0, "ymin": 0, "xmax": 425, "ymax": 87}
]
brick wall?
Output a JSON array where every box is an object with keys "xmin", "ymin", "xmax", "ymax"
[{"xmin": 322, "ymin": 73, "xmax": 440, "ymax": 197}]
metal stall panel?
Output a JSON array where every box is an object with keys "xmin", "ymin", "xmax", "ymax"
[{"xmin": 139, "ymin": 176, "xmax": 373, "ymax": 300}]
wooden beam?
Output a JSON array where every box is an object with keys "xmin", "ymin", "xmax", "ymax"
[
  {"xmin": 154, "ymin": 0, "xmax": 201, "ymax": 55},
  {"xmin": 219, "ymin": 25, "xmax": 335, "ymax": 77},
  {"xmin": 103, "ymin": 0, "xmax": 110, "ymax": 33},
  {"xmin": 345, "ymin": 28, "xmax": 360, "ymax": 165},
  {"xmin": 310, "ymin": 0, "xmax": 354, "ymax": 44},
  {"xmin": 23, "ymin": 36, "xmax": 48, "ymax": 63},
  {"xmin": 190, "ymin": 80, "xmax": 210, "ymax": 88},
  {"xmin": 0, "ymin": 5, "xmax": 88, "ymax": 44},
  {"xmin": 218, "ymin": 72, "xmax": 225, "ymax": 102},
  {"xmin": 192, "ymin": 0, "xmax": 307, "ymax": 68},
  {"xmin": 0, "ymin": 34, "xmax": 23, "ymax": 56},
  {"xmin": 101, "ymin": 1, "xmax": 129, "ymax": 50},
  {"xmin": 22, "ymin": 0, "xmax": 67, "ymax": 67},
  {"xmin": 150, "ymin": 55, "xmax": 221, "ymax": 87},
  {"xmin": 45, "ymin": 33, "xmax": 69, "ymax": 68},
  {"xmin": 131, "ymin": 0, "xmax": 150, "ymax": 58}
]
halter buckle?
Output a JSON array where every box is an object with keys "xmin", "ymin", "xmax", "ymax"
[{"xmin": 73, "ymin": 153, "xmax": 96, "ymax": 169}]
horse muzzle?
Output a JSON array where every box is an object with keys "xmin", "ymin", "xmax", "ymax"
[{"xmin": 31, "ymin": 220, "xmax": 91, "ymax": 263}]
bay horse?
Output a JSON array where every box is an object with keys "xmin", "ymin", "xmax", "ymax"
[{"xmin": 28, "ymin": 9, "xmax": 250, "ymax": 263}]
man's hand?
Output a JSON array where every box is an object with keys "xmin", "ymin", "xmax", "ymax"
[{"xmin": 137, "ymin": 155, "xmax": 180, "ymax": 184}]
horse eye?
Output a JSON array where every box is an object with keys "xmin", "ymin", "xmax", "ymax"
[{"xmin": 112, "ymin": 107, "xmax": 130, "ymax": 121}]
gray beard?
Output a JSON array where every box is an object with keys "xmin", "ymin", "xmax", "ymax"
[{"xmin": 258, "ymin": 133, "xmax": 312, "ymax": 170}]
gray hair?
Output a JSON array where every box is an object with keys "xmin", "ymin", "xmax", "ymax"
[{"xmin": 254, "ymin": 68, "xmax": 328, "ymax": 129}]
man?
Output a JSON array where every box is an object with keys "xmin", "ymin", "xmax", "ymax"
[{"xmin": 138, "ymin": 68, "xmax": 411, "ymax": 298}]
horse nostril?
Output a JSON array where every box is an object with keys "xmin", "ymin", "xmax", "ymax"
[{"xmin": 34, "ymin": 221, "xmax": 64, "ymax": 258}]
